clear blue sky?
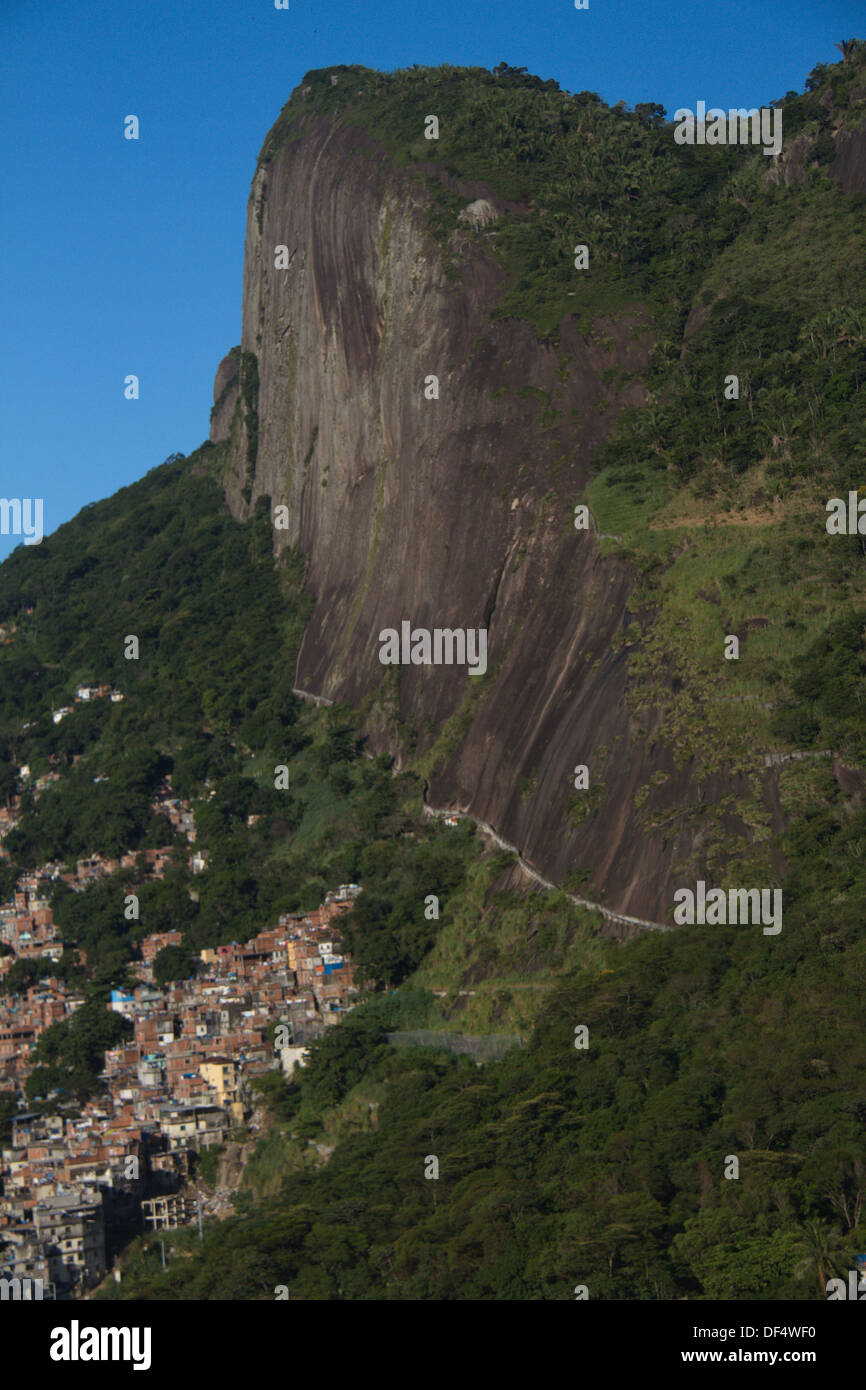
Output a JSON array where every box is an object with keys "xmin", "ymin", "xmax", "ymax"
[{"xmin": 0, "ymin": 0, "xmax": 861, "ymax": 559}]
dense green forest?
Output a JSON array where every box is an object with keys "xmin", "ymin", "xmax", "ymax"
[{"xmin": 2, "ymin": 46, "xmax": 866, "ymax": 1297}]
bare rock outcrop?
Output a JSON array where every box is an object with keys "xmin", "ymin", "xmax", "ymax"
[
  {"xmin": 213, "ymin": 96, "xmax": 766, "ymax": 922},
  {"xmin": 209, "ymin": 350, "xmax": 241, "ymax": 444}
]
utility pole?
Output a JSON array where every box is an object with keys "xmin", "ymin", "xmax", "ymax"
[
  {"xmin": 159, "ymin": 1240, "xmax": 166, "ymax": 1269},
  {"xmin": 197, "ymin": 1186, "xmax": 203, "ymax": 1241}
]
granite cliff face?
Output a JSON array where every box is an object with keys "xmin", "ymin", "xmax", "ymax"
[{"xmin": 210, "ymin": 94, "xmax": 766, "ymax": 923}]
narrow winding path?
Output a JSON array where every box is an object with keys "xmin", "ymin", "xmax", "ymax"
[
  {"xmin": 420, "ymin": 794, "xmax": 672, "ymax": 935},
  {"xmin": 292, "ymin": 685, "xmax": 822, "ymax": 938}
]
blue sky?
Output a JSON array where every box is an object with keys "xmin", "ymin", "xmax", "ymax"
[{"xmin": 0, "ymin": 0, "xmax": 861, "ymax": 559}]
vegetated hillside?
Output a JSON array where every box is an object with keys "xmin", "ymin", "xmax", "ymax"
[
  {"xmin": 3, "ymin": 49, "xmax": 866, "ymax": 1301},
  {"xmin": 0, "ymin": 452, "xmax": 485, "ymax": 1113},
  {"xmin": 212, "ymin": 50, "xmax": 866, "ymax": 921},
  {"xmin": 86, "ymin": 50, "xmax": 866, "ymax": 1302}
]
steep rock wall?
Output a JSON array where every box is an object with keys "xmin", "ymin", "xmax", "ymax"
[{"xmin": 216, "ymin": 106, "xmax": 760, "ymax": 922}]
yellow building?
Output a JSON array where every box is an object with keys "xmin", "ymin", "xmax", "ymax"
[{"xmin": 199, "ymin": 1056, "xmax": 243, "ymax": 1124}]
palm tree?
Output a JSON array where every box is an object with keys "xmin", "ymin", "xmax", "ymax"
[
  {"xmin": 793, "ymin": 1219, "xmax": 848, "ymax": 1295},
  {"xmin": 834, "ymin": 307, "xmax": 865, "ymax": 348},
  {"xmin": 835, "ymin": 39, "xmax": 859, "ymax": 64}
]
